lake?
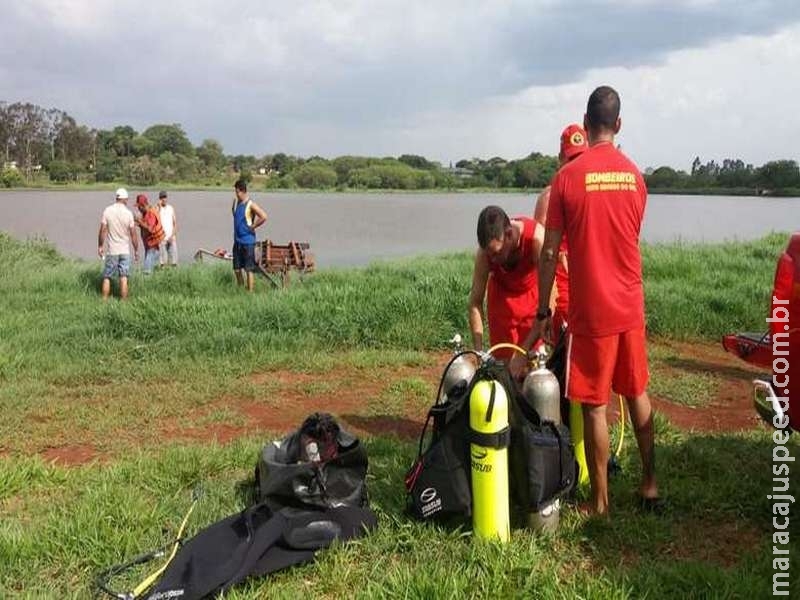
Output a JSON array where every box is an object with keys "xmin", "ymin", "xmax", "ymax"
[{"xmin": 0, "ymin": 191, "xmax": 797, "ymax": 267}]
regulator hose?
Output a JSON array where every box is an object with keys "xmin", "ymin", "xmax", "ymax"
[{"xmin": 96, "ymin": 488, "xmax": 202, "ymax": 599}]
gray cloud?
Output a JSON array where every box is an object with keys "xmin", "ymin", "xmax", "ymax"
[{"xmin": 1, "ymin": 0, "xmax": 798, "ymax": 164}]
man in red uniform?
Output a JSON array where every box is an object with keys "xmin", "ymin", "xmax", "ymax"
[
  {"xmin": 525, "ymin": 86, "xmax": 659, "ymax": 516},
  {"xmin": 468, "ymin": 206, "xmax": 544, "ymax": 363},
  {"xmin": 533, "ymin": 123, "xmax": 588, "ymax": 337}
]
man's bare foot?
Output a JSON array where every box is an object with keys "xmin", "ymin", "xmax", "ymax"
[{"xmin": 575, "ymin": 502, "xmax": 610, "ymax": 519}]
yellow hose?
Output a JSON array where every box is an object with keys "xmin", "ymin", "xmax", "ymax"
[
  {"xmin": 485, "ymin": 342, "xmax": 627, "ymax": 469},
  {"xmin": 615, "ymin": 394, "xmax": 626, "ymax": 458},
  {"xmin": 487, "ymin": 342, "xmax": 530, "ymax": 358},
  {"xmin": 132, "ymin": 498, "xmax": 198, "ymax": 597}
]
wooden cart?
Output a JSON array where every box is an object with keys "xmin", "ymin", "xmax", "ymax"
[
  {"xmin": 194, "ymin": 240, "xmax": 315, "ymax": 288},
  {"xmin": 255, "ymin": 240, "xmax": 315, "ymax": 287}
]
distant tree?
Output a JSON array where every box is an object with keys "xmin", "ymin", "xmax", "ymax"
[
  {"xmin": 432, "ymin": 168, "xmax": 458, "ymax": 189},
  {"xmin": 157, "ymin": 151, "xmax": 201, "ymax": 182},
  {"xmin": 142, "ymin": 124, "xmax": 194, "ymax": 157},
  {"xmin": 688, "ymin": 157, "xmax": 719, "ymax": 187},
  {"xmin": 511, "ymin": 160, "xmax": 541, "ymax": 188},
  {"xmin": 52, "ymin": 115, "xmax": 95, "ymax": 166},
  {"xmin": 1, "ymin": 166, "xmax": 24, "ymax": 187},
  {"xmin": 231, "ymin": 154, "xmax": 259, "ymax": 174},
  {"xmin": 269, "ymin": 152, "xmax": 292, "ymax": 174},
  {"xmin": 293, "ymin": 164, "xmax": 338, "ymax": 188},
  {"xmin": 94, "ymin": 156, "xmax": 119, "ymax": 182},
  {"xmin": 109, "ymin": 125, "xmax": 137, "ymax": 157},
  {"xmin": 9, "ymin": 102, "xmax": 53, "ymax": 178},
  {"xmin": 756, "ymin": 160, "xmax": 800, "ymax": 190},
  {"xmin": 130, "ymin": 135, "xmax": 155, "ymax": 158},
  {"xmin": 398, "ymin": 154, "xmax": 434, "ymax": 170},
  {"xmin": 196, "ymin": 139, "xmax": 226, "ymax": 172},
  {"xmin": 717, "ymin": 158, "xmax": 755, "ymax": 188},
  {"xmin": 127, "ymin": 155, "xmax": 159, "ymax": 185},
  {"xmin": 0, "ymin": 101, "xmax": 10, "ymax": 162},
  {"xmin": 47, "ymin": 159, "xmax": 78, "ymax": 183},
  {"xmin": 646, "ymin": 166, "xmax": 684, "ymax": 189},
  {"xmin": 331, "ymin": 155, "xmax": 371, "ymax": 185}
]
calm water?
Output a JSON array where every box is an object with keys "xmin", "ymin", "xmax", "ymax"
[{"xmin": 0, "ymin": 191, "xmax": 797, "ymax": 267}]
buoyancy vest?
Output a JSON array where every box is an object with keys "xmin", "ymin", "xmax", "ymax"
[{"xmin": 142, "ymin": 207, "xmax": 165, "ymax": 249}]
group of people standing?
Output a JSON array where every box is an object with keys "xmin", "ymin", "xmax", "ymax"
[
  {"xmin": 469, "ymin": 85, "xmax": 659, "ymax": 517},
  {"xmin": 96, "ymin": 84, "xmax": 658, "ymax": 515},
  {"xmin": 98, "ymin": 179, "xmax": 268, "ymax": 298},
  {"xmin": 97, "ymin": 189, "xmax": 178, "ymax": 300}
]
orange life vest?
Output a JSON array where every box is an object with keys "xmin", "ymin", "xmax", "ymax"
[{"xmin": 142, "ymin": 207, "xmax": 165, "ymax": 249}]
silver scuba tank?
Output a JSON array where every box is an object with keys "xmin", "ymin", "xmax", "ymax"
[
  {"xmin": 521, "ymin": 348, "xmax": 563, "ymax": 533},
  {"xmin": 439, "ymin": 334, "xmax": 477, "ymax": 402},
  {"xmin": 521, "ymin": 349, "xmax": 561, "ymax": 424}
]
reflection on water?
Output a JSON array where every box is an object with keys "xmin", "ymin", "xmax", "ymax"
[{"xmin": 0, "ymin": 191, "xmax": 797, "ymax": 267}]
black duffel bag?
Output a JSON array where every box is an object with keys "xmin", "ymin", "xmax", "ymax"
[
  {"xmin": 509, "ymin": 396, "xmax": 577, "ymax": 513},
  {"xmin": 255, "ymin": 413, "xmax": 369, "ymax": 511}
]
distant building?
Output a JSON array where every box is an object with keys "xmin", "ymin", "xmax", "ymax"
[
  {"xmin": 3, "ymin": 161, "xmax": 18, "ymax": 170},
  {"xmin": 446, "ymin": 166, "xmax": 474, "ymax": 179}
]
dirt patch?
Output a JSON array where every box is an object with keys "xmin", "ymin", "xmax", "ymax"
[
  {"xmin": 40, "ymin": 444, "xmax": 98, "ymax": 466},
  {"xmin": 650, "ymin": 339, "xmax": 765, "ymax": 432},
  {"xmin": 159, "ymin": 360, "xmax": 447, "ymax": 444},
  {"xmin": 24, "ymin": 342, "xmax": 768, "ymax": 464},
  {"xmin": 160, "ymin": 342, "xmax": 766, "ymax": 445}
]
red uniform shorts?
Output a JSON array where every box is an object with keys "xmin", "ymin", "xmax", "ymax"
[{"xmin": 565, "ymin": 327, "xmax": 649, "ymax": 405}]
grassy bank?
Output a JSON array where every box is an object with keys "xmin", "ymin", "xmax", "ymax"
[
  {"xmin": 1, "ymin": 232, "xmax": 797, "ymax": 597},
  {"xmin": 0, "ymin": 232, "xmax": 787, "ymax": 380}
]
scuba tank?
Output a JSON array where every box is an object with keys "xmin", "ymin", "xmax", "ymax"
[
  {"xmin": 521, "ymin": 349, "xmax": 562, "ymax": 533},
  {"xmin": 522, "ymin": 349, "xmax": 561, "ymax": 424},
  {"xmin": 469, "ymin": 378, "xmax": 510, "ymax": 542},
  {"xmin": 439, "ymin": 334, "xmax": 478, "ymax": 402}
]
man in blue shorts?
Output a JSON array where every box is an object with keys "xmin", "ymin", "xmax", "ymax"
[
  {"xmin": 98, "ymin": 188, "xmax": 139, "ymax": 300},
  {"xmin": 232, "ymin": 179, "xmax": 268, "ymax": 291}
]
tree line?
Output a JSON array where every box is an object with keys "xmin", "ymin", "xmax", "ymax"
[
  {"xmin": 645, "ymin": 157, "xmax": 800, "ymax": 195},
  {"xmin": 1, "ymin": 100, "xmax": 798, "ymax": 194}
]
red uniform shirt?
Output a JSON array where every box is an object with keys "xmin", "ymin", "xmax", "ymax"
[
  {"xmin": 487, "ymin": 217, "xmax": 539, "ymax": 346},
  {"xmin": 547, "ymin": 142, "xmax": 647, "ymax": 337}
]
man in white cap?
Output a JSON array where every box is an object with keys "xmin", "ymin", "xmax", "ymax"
[{"xmin": 98, "ymin": 188, "xmax": 139, "ymax": 299}]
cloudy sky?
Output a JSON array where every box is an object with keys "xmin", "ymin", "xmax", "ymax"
[{"xmin": 2, "ymin": 0, "xmax": 799, "ymax": 171}]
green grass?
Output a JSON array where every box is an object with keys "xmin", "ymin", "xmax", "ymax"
[
  {"xmin": 1, "ymin": 231, "xmax": 798, "ymax": 598},
  {"xmin": 1, "ymin": 427, "xmax": 798, "ymax": 598}
]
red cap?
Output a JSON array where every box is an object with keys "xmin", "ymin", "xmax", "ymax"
[
  {"xmin": 559, "ymin": 124, "xmax": 588, "ymax": 160},
  {"xmin": 135, "ymin": 194, "xmax": 148, "ymax": 207}
]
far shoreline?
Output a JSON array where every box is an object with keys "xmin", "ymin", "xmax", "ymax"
[{"xmin": 0, "ymin": 184, "xmax": 798, "ymax": 199}]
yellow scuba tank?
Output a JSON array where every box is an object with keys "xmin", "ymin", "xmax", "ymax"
[
  {"xmin": 469, "ymin": 379, "xmax": 510, "ymax": 542},
  {"xmin": 570, "ymin": 401, "xmax": 590, "ymax": 489}
]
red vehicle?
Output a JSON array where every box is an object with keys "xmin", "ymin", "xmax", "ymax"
[{"xmin": 722, "ymin": 232, "xmax": 799, "ymax": 431}]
